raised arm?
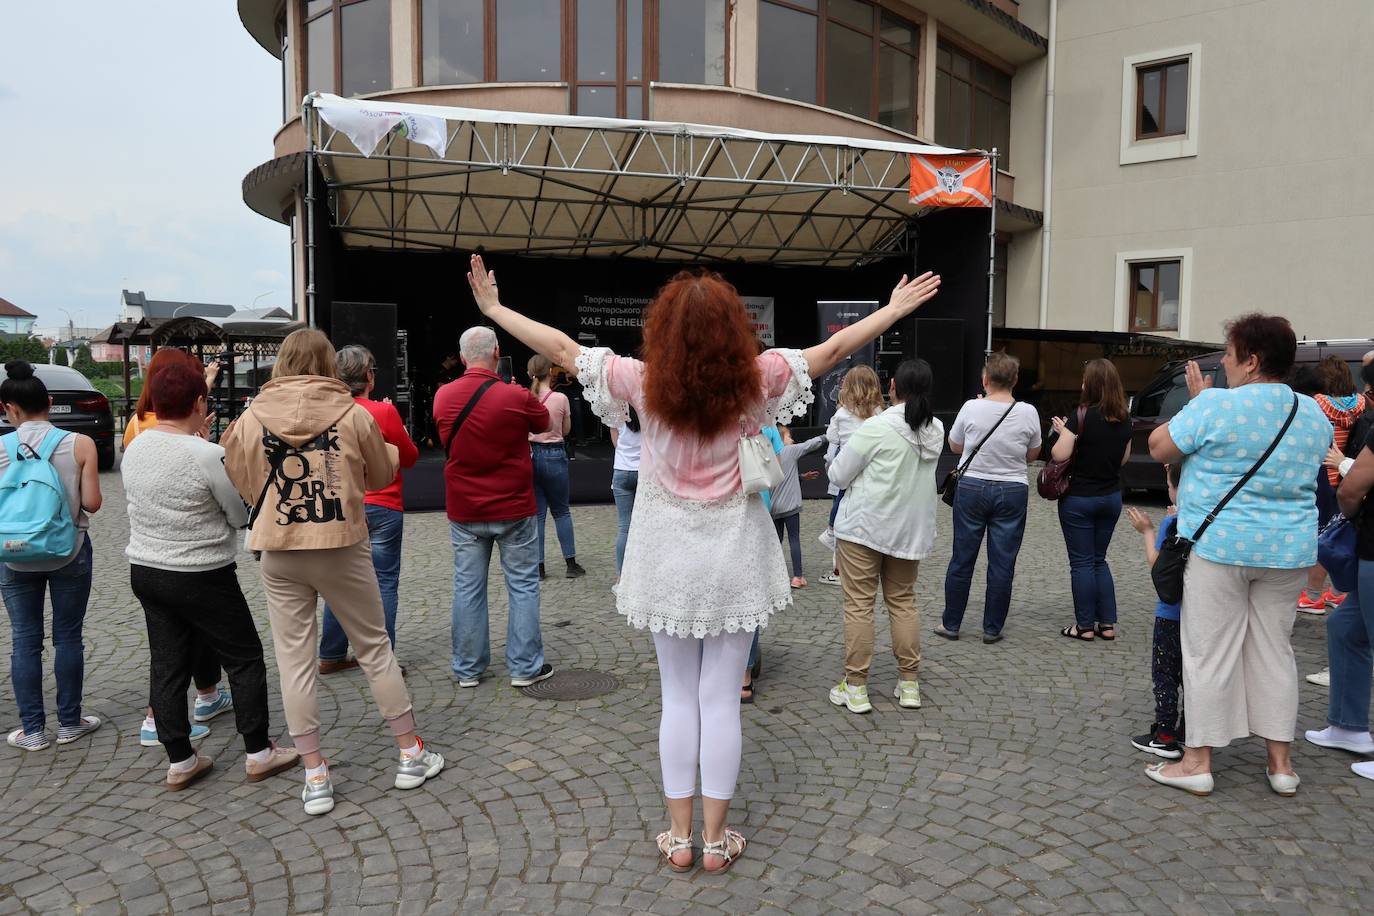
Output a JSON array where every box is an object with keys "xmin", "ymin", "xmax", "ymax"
[
  {"xmin": 467, "ymin": 254, "xmax": 581, "ymax": 373},
  {"xmin": 802, "ymin": 272, "xmax": 941, "ymax": 379}
]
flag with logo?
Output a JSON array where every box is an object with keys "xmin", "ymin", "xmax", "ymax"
[{"xmin": 909, "ymin": 155, "xmax": 992, "ymax": 208}]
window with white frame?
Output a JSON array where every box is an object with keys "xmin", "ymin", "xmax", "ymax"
[
  {"xmin": 1114, "ymin": 249, "xmax": 1193, "ymax": 336},
  {"xmin": 1120, "ymin": 45, "xmax": 1200, "ymax": 165}
]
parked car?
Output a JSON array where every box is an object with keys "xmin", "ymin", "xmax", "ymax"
[
  {"xmin": 1124, "ymin": 338, "xmax": 1373, "ymax": 491},
  {"xmin": 0, "ymin": 363, "xmax": 116, "ymax": 470}
]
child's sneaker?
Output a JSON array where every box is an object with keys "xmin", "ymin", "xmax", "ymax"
[
  {"xmin": 1296, "ymin": 591, "xmax": 1327, "ymax": 614},
  {"xmin": 828, "ymin": 680, "xmax": 872, "ymax": 714},
  {"xmin": 817, "ymin": 572, "xmax": 841, "ymax": 586},
  {"xmin": 893, "ymin": 680, "xmax": 922, "ymax": 709},
  {"xmin": 1130, "ymin": 723, "xmax": 1182, "ymax": 760},
  {"xmin": 1321, "ymin": 590, "xmax": 1346, "ymax": 608}
]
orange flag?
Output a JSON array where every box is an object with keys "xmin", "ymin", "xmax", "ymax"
[{"xmin": 909, "ymin": 155, "xmax": 992, "ymax": 207}]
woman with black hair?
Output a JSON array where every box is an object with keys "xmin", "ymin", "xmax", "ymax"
[
  {"xmin": 826, "ymin": 359, "xmax": 944, "ymax": 714},
  {"xmin": 0, "ymin": 361, "xmax": 103, "ymax": 751},
  {"xmin": 610, "ymin": 406, "xmax": 641, "ymax": 582}
]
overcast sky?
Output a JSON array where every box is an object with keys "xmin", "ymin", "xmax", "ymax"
[{"xmin": 0, "ymin": 3, "xmax": 290, "ymax": 336}]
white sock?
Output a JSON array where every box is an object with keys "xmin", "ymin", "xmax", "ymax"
[
  {"xmin": 196, "ymin": 688, "xmax": 219, "ymax": 702},
  {"xmin": 305, "ymin": 763, "xmax": 328, "ymax": 782},
  {"xmin": 399, "ymin": 740, "xmax": 420, "ymax": 758},
  {"xmin": 1353, "ymin": 761, "xmax": 1374, "ymax": 781},
  {"xmin": 143, "ymin": 716, "xmax": 156, "ymax": 731},
  {"xmin": 169, "ymin": 755, "xmax": 199, "ymax": 773},
  {"xmin": 246, "ymin": 746, "xmax": 274, "ymax": 765}
]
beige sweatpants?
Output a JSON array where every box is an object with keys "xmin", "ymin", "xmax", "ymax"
[
  {"xmin": 260, "ymin": 540, "xmax": 415, "ymax": 755},
  {"xmin": 836, "ymin": 539, "xmax": 921, "ymax": 686},
  {"xmin": 1180, "ymin": 554, "xmax": 1305, "ymax": 748}
]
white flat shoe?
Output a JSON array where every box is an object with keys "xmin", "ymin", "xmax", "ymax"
[
  {"xmin": 1144, "ymin": 762, "xmax": 1214, "ymax": 796},
  {"xmin": 1266, "ymin": 770, "xmax": 1300, "ymax": 796},
  {"xmin": 1352, "ymin": 761, "xmax": 1374, "ymax": 781},
  {"xmin": 1304, "ymin": 727, "xmax": 1374, "ymax": 755}
]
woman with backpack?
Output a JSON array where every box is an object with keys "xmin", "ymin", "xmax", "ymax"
[
  {"xmin": 222, "ymin": 329, "xmax": 443, "ymax": 815},
  {"xmin": 0, "ymin": 361, "xmax": 103, "ymax": 751}
]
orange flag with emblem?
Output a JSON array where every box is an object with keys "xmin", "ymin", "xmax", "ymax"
[{"xmin": 909, "ymin": 155, "xmax": 992, "ymax": 208}]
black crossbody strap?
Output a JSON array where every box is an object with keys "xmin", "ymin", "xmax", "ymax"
[
  {"xmin": 957, "ymin": 402, "xmax": 1016, "ymax": 474},
  {"xmin": 1190, "ymin": 394, "xmax": 1300, "ymax": 543},
  {"xmin": 248, "ymin": 438, "xmax": 290, "ymax": 530},
  {"xmin": 443, "ymin": 378, "xmax": 500, "ymax": 456}
]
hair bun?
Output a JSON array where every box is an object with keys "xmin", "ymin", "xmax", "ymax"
[{"xmin": 4, "ymin": 361, "xmax": 34, "ymax": 380}]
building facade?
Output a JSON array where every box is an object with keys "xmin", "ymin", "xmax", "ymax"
[{"xmin": 0, "ymin": 298, "xmax": 38, "ymax": 337}]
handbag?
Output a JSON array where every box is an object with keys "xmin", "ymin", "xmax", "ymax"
[
  {"xmin": 1036, "ymin": 405, "xmax": 1088, "ymax": 501},
  {"xmin": 739, "ymin": 418, "xmax": 783, "ymax": 496},
  {"xmin": 940, "ymin": 402, "xmax": 1016, "ymax": 507},
  {"xmin": 1318, "ymin": 512, "xmax": 1359, "ymax": 594},
  {"xmin": 1151, "ymin": 394, "xmax": 1300, "ymax": 605}
]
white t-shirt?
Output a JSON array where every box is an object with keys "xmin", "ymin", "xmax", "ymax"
[
  {"xmin": 613, "ymin": 422, "xmax": 641, "ymax": 471},
  {"xmin": 947, "ymin": 399, "xmax": 1042, "ymax": 484}
]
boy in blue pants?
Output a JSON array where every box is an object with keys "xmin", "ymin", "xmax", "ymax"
[{"xmin": 1125, "ymin": 463, "xmax": 1185, "ymax": 759}]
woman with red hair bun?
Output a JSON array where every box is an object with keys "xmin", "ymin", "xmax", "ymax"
[{"xmin": 467, "ymin": 254, "xmax": 940, "ymax": 873}]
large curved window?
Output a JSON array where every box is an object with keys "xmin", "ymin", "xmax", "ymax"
[
  {"xmin": 303, "ymin": 0, "xmax": 392, "ymax": 97},
  {"xmin": 658, "ymin": 0, "xmax": 727, "ymax": 86},
  {"xmin": 758, "ymin": 0, "xmax": 920, "ymax": 135}
]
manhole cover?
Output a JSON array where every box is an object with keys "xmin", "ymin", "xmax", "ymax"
[{"xmin": 521, "ymin": 669, "xmax": 620, "ymax": 700}]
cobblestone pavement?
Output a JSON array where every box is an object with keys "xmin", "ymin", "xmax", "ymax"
[{"xmin": 2, "ymin": 471, "xmax": 1373, "ymax": 915}]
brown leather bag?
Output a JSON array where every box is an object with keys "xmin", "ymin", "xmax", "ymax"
[{"xmin": 1036, "ymin": 405, "xmax": 1087, "ymax": 501}]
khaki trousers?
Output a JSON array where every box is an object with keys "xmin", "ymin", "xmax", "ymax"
[
  {"xmin": 1180, "ymin": 555, "xmax": 1305, "ymax": 748},
  {"xmin": 261, "ymin": 540, "xmax": 415, "ymax": 755},
  {"xmin": 836, "ymin": 539, "xmax": 920, "ymax": 686}
]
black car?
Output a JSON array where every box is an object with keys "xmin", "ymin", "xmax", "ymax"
[
  {"xmin": 1124, "ymin": 338, "xmax": 1373, "ymax": 491},
  {"xmin": 0, "ymin": 363, "xmax": 116, "ymax": 470}
]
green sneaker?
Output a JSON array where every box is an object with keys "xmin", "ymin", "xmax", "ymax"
[
  {"xmin": 894, "ymin": 680, "xmax": 922, "ymax": 709},
  {"xmin": 828, "ymin": 679, "xmax": 872, "ymax": 714}
]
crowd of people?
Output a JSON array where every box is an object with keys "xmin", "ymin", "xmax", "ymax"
[{"xmin": 2, "ymin": 255, "xmax": 1372, "ymax": 866}]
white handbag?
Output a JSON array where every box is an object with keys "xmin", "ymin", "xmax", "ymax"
[{"xmin": 738, "ymin": 418, "xmax": 783, "ymax": 495}]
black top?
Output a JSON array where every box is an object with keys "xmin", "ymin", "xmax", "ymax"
[
  {"xmin": 1065, "ymin": 406, "xmax": 1133, "ymax": 497},
  {"xmin": 1358, "ymin": 427, "xmax": 1374, "ymax": 562}
]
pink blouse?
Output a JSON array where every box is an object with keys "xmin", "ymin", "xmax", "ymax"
[
  {"xmin": 576, "ymin": 347, "xmax": 813, "ymax": 501},
  {"xmin": 529, "ymin": 390, "xmax": 570, "ymax": 444}
]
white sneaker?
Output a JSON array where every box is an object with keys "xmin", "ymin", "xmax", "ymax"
[
  {"xmin": 1304, "ymin": 726, "xmax": 1374, "ymax": 755},
  {"xmin": 1353, "ymin": 761, "xmax": 1374, "ymax": 781},
  {"xmin": 817, "ymin": 572, "xmax": 841, "ymax": 587},
  {"xmin": 1305, "ymin": 669, "xmax": 1330, "ymax": 688},
  {"xmin": 893, "ymin": 680, "xmax": 922, "ymax": 709},
  {"xmin": 828, "ymin": 680, "xmax": 871, "ymax": 714}
]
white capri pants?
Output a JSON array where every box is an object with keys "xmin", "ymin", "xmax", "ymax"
[
  {"xmin": 1181, "ymin": 555, "xmax": 1305, "ymax": 748},
  {"xmin": 652, "ymin": 629, "xmax": 754, "ymax": 800}
]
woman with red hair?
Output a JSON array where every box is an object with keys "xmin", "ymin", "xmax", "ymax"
[{"xmin": 466, "ymin": 253, "xmax": 940, "ymax": 873}]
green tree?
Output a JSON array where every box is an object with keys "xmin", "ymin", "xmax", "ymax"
[
  {"xmin": 73, "ymin": 344, "xmax": 96, "ymax": 376},
  {"xmin": 54, "ymin": 347, "xmax": 69, "ymax": 367}
]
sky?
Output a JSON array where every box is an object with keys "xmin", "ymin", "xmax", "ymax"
[{"xmin": 0, "ymin": 3, "xmax": 290, "ymax": 337}]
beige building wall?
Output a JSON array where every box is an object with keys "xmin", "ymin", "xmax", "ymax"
[{"xmin": 1047, "ymin": 0, "xmax": 1374, "ymax": 342}]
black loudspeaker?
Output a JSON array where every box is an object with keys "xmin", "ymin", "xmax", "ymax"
[
  {"xmin": 915, "ymin": 318, "xmax": 965, "ymax": 413},
  {"xmin": 332, "ymin": 302, "xmax": 398, "ymax": 400}
]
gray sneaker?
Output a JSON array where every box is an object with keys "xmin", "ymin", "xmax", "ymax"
[
  {"xmin": 302, "ymin": 772, "xmax": 335, "ymax": 815},
  {"xmin": 395, "ymin": 738, "xmax": 444, "ymax": 790}
]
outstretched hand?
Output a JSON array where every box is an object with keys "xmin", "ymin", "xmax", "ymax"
[
  {"xmin": 467, "ymin": 253, "xmax": 501, "ymax": 315},
  {"xmin": 1125, "ymin": 506, "xmax": 1154, "ymax": 534},
  {"xmin": 887, "ymin": 271, "xmax": 941, "ymax": 318},
  {"xmin": 1185, "ymin": 360, "xmax": 1212, "ymax": 399}
]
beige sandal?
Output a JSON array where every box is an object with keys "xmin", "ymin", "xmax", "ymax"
[
  {"xmin": 702, "ymin": 828, "xmax": 746, "ymax": 873},
  {"xmin": 656, "ymin": 831, "xmax": 694, "ymax": 872}
]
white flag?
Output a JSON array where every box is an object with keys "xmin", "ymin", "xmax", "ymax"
[{"xmin": 315, "ymin": 100, "xmax": 450, "ymax": 159}]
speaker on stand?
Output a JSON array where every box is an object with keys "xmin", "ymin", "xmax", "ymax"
[{"xmin": 332, "ymin": 301, "xmax": 399, "ymax": 399}]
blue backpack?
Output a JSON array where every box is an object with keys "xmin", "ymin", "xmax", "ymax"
[{"xmin": 0, "ymin": 429, "xmax": 77, "ymax": 564}]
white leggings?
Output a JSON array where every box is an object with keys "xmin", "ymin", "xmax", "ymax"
[{"xmin": 652, "ymin": 629, "xmax": 754, "ymax": 800}]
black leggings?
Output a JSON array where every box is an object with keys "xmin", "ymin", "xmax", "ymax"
[
  {"xmin": 132, "ymin": 563, "xmax": 272, "ymax": 762},
  {"xmin": 774, "ymin": 513, "xmax": 803, "ymax": 577},
  {"xmin": 1151, "ymin": 617, "xmax": 1185, "ymax": 739}
]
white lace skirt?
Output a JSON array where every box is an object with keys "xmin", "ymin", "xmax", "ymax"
[{"xmin": 617, "ymin": 478, "xmax": 793, "ymax": 638}]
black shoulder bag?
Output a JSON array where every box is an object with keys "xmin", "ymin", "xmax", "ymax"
[
  {"xmin": 443, "ymin": 378, "xmax": 499, "ymax": 456},
  {"xmin": 940, "ymin": 402, "xmax": 1016, "ymax": 507},
  {"xmin": 1151, "ymin": 394, "xmax": 1299, "ymax": 605}
]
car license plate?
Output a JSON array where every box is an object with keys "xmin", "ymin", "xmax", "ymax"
[{"xmin": 49, "ymin": 405, "xmax": 72, "ymax": 414}]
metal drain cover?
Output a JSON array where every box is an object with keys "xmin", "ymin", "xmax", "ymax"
[{"xmin": 521, "ymin": 669, "xmax": 620, "ymax": 700}]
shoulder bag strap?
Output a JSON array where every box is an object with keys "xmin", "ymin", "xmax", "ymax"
[
  {"xmin": 247, "ymin": 434, "xmax": 291, "ymax": 530},
  {"xmin": 956, "ymin": 402, "xmax": 1017, "ymax": 474},
  {"xmin": 35, "ymin": 427, "xmax": 70, "ymax": 462},
  {"xmin": 1190, "ymin": 394, "xmax": 1300, "ymax": 543},
  {"xmin": 443, "ymin": 378, "xmax": 500, "ymax": 456}
]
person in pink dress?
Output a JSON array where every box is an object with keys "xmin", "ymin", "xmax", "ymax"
[{"xmin": 465, "ymin": 253, "xmax": 940, "ymax": 873}]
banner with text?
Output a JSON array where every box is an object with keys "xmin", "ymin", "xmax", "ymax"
[
  {"xmin": 741, "ymin": 296, "xmax": 775, "ymax": 347},
  {"xmin": 574, "ymin": 294, "xmax": 774, "ymax": 346},
  {"xmin": 816, "ymin": 300, "xmax": 880, "ymax": 425}
]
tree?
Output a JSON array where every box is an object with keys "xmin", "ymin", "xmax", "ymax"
[
  {"xmin": 73, "ymin": 344, "xmax": 96, "ymax": 376},
  {"xmin": 54, "ymin": 347, "xmax": 69, "ymax": 367}
]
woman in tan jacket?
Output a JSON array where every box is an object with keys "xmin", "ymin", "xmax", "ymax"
[{"xmin": 222, "ymin": 329, "xmax": 443, "ymax": 815}]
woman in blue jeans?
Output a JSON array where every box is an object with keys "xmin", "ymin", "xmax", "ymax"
[
  {"xmin": 1051, "ymin": 359, "xmax": 1133, "ymax": 641},
  {"xmin": 937, "ymin": 353, "xmax": 1043, "ymax": 643},
  {"xmin": 610, "ymin": 407, "xmax": 642, "ymax": 581},
  {"xmin": 529, "ymin": 355, "xmax": 585, "ymax": 579},
  {"xmin": 0, "ymin": 361, "xmax": 104, "ymax": 751},
  {"xmin": 1307, "ymin": 425, "xmax": 1374, "ymax": 781}
]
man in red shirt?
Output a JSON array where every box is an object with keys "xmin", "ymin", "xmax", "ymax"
[
  {"xmin": 435, "ymin": 326, "xmax": 554, "ymax": 688},
  {"xmin": 319, "ymin": 345, "xmax": 420, "ymax": 675}
]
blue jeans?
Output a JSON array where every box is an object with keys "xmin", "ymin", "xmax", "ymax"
[
  {"xmin": 1, "ymin": 535, "xmax": 93, "ymax": 733},
  {"xmin": 1326, "ymin": 560, "xmax": 1374, "ymax": 731},
  {"xmin": 450, "ymin": 516, "xmax": 544, "ymax": 680},
  {"xmin": 611, "ymin": 468, "xmax": 638, "ymax": 576},
  {"xmin": 321, "ymin": 505, "xmax": 404, "ymax": 661},
  {"xmin": 532, "ymin": 444, "xmax": 576, "ymax": 563},
  {"xmin": 942, "ymin": 479, "xmax": 1029, "ymax": 637},
  {"xmin": 1058, "ymin": 492, "xmax": 1124, "ymax": 630}
]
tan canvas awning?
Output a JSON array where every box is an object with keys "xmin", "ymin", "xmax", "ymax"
[{"xmin": 305, "ymin": 94, "xmax": 990, "ymax": 269}]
